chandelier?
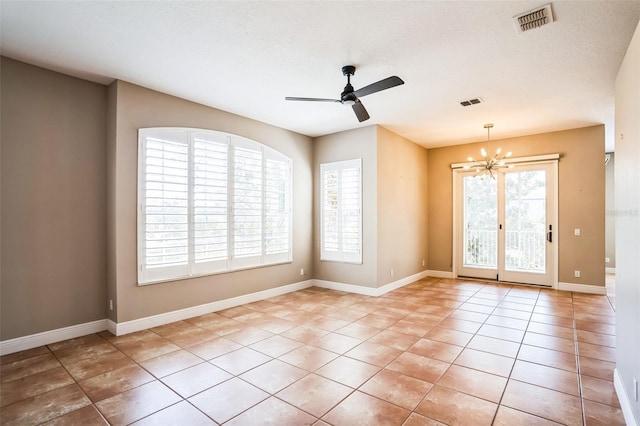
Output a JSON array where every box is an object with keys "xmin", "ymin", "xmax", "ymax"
[{"xmin": 465, "ymin": 123, "xmax": 513, "ymax": 178}]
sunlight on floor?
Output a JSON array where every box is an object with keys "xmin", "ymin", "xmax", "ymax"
[{"xmin": 605, "ymin": 273, "xmax": 615, "ymax": 311}]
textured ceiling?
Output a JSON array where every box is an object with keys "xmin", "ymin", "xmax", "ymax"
[{"xmin": 1, "ymin": 1, "xmax": 639, "ymax": 151}]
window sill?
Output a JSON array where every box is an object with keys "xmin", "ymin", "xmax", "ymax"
[{"xmin": 138, "ymin": 260, "xmax": 293, "ymax": 286}]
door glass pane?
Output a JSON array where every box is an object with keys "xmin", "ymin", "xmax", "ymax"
[
  {"xmin": 505, "ymin": 170, "xmax": 546, "ymax": 273},
  {"xmin": 463, "ymin": 176, "xmax": 497, "ymax": 268}
]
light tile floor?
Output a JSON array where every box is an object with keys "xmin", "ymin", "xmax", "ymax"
[{"xmin": 0, "ymin": 278, "xmax": 624, "ymax": 425}]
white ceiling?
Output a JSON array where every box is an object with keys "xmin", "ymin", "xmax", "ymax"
[{"xmin": 1, "ymin": 1, "xmax": 639, "ymax": 151}]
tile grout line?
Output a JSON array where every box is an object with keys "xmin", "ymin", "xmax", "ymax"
[
  {"xmin": 1, "ymin": 279, "xmax": 621, "ymax": 425},
  {"xmin": 490, "ymin": 284, "xmax": 536, "ymax": 425},
  {"xmin": 459, "ymin": 281, "xmax": 511, "ymax": 426},
  {"xmin": 105, "ymin": 332, "xmax": 205, "ymax": 426},
  {"xmin": 44, "ymin": 335, "xmax": 115, "ymax": 426},
  {"xmin": 412, "ymin": 280, "xmax": 521, "ymax": 424},
  {"xmin": 572, "ymin": 292, "xmax": 588, "ymax": 426}
]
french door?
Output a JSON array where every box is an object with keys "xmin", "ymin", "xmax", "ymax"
[{"xmin": 455, "ymin": 162, "xmax": 557, "ymax": 287}]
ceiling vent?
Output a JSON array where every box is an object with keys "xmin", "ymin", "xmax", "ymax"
[
  {"xmin": 514, "ymin": 3, "xmax": 554, "ymax": 33},
  {"xmin": 460, "ymin": 98, "xmax": 483, "ymax": 107}
]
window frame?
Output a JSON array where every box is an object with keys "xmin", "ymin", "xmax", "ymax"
[
  {"xmin": 320, "ymin": 158, "xmax": 363, "ymax": 264},
  {"xmin": 137, "ymin": 127, "xmax": 292, "ymax": 285}
]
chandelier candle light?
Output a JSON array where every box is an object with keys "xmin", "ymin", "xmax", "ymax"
[{"xmin": 465, "ymin": 123, "xmax": 513, "ymax": 178}]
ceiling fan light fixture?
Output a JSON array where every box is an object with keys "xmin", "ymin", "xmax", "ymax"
[{"xmin": 341, "ymin": 91, "xmax": 357, "ymax": 106}]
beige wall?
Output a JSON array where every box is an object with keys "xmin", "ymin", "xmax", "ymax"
[
  {"xmin": 615, "ymin": 20, "xmax": 640, "ymax": 423},
  {"xmin": 1, "ymin": 58, "xmax": 108, "ymax": 339},
  {"xmin": 428, "ymin": 125, "xmax": 606, "ymax": 288},
  {"xmin": 313, "ymin": 126, "xmax": 378, "ymax": 287},
  {"xmin": 0, "ymin": 56, "xmax": 615, "ymax": 347},
  {"xmin": 109, "ymin": 81, "xmax": 313, "ymax": 322},
  {"xmin": 377, "ymin": 126, "xmax": 429, "ymax": 286},
  {"xmin": 313, "ymin": 125, "xmax": 429, "ymax": 289}
]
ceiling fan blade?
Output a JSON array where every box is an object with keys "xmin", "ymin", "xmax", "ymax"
[
  {"xmin": 353, "ymin": 76, "xmax": 404, "ymax": 98},
  {"xmin": 352, "ymin": 100, "xmax": 370, "ymax": 122},
  {"xmin": 285, "ymin": 97, "xmax": 340, "ymax": 103}
]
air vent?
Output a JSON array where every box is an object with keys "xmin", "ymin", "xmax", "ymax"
[
  {"xmin": 460, "ymin": 98, "xmax": 483, "ymax": 107},
  {"xmin": 514, "ymin": 3, "xmax": 554, "ymax": 33}
]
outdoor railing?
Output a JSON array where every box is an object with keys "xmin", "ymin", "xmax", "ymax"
[{"xmin": 465, "ymin": 229, "xmax": 545, "ymax": 272}]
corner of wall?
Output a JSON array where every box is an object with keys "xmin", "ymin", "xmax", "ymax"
[
  {"xmin": 106, "ymin": 81, "xmax": 118, "ymax": 322},
  {"xmin": 312, "ymin": 126, "xmax": 378, "ymax": 288},
  {"xmin": 375, "ymin": 127, "xmax": 429, "ymax": 287},
  {"xmin": 614, "ymin": 18, "xmax": 640, "ymax": 424}
]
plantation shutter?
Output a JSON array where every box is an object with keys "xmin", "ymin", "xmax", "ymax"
[
  {"xmin": 192, "ymin": 134, "xmax": 228, "ymax": 274},
  {"xmin": 265, "ymin": 152, "xmax": 291, "ymax": 261},
  {"xmin": 138, "ymin": 128, "xmax": 293, "ymax": 284},
  {"xmin": 320, "ymin": 159, "xmax": 362, "ymax": 263},
  {"xmin": 232, "ymin": 140, "xmax": 263, "ymax": 265},
  {"xmin": 322, "ymin": 164, "xmax": 340, "ymax": 258},
  {"xmin": 340, "ymin": 163, "xmax": 361, "ymax": 259},
  {"xmin": 139, "ymin": 131, "xmax": 190, "ymax": 283}
]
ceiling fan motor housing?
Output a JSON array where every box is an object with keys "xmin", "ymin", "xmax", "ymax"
[
  {"xmin": 341, "ymin": 88, "xmax": 357, "ymax": 105},
  {"xmin": 341, "ymin": 65, "xmax": 357, "ymax": 104}
]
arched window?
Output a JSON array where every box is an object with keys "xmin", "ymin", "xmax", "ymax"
[{"xmin": 137, "ymin": 128, "xmax": 291, "ymax": 284}]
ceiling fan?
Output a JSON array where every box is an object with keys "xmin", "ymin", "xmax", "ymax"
[{"xmin": 285, "ymin": 65, "xmax": 404, "ymax": 122}]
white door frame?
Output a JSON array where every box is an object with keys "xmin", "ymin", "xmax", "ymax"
[{"xmin": 452, "ymin": 155, "xmax": 559, "ymax": 289}]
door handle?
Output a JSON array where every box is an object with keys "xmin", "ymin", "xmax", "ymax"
[{"xmin": 547, "ymin": 224, "xmax": 552, "ymax": 243}]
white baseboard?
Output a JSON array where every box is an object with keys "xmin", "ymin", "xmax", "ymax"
[
  {"xmin": 0, "ymin": 280, "xmax": 314, "ymax": 354},
  {"xmin": 606, "ymin": 267, "xmax": 616, "ymax": 275},
  {"xmin": 114, "ymin": 272, "xmax": 432, "ymax": 335},
  {"xmin": 377, "ymin": 270, "xmax": 431, "ymax": 295},
  {"xmin": 0, "ymin": 270, "xmax": 482, "ymax": 355},
  {"xmin": 558, "ymin": 282, "xmax": 607, "ymax": 294},
  {"xmin": 314, "ymin": 270, "xmax": 431, "ymax": 297},
  {"xmin": 107, "ymin": 320, "xmax": 118, "ymax": 335},
  {"xmin": 614, "ymin": 368, "xmax": 639, "ymax": 426},
  {"xmin": 314, "ymin": 279, "xmax": 378, "ymax": 296},
  {"xmin": 113, "ymin": 280, "xmax": 314, "ymax": 336},
  {"xmin": 427, "ymin": 270, "xmax": 455, "ymax": 279},
  {"xmin": 0, "ymin": 319, "xmax": 108, "ymax": 356}
]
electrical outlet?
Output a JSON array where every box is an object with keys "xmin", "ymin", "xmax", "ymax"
[
  {"xmin": 109, "ymin": 300, "xmax": 113, "ymax": 311},
  {"xmin": 300, "ymin": 268, "xmax": 304, "ymax": 276},
  {"xmin": 605, "ymin": 257, "xmax": 610, "ymax": 263},
  {"xmin": 574, "ymin": 228, "xmax": 581, "ymax": 236},
  {"xmin": 574, "ymin": 270, "xmax": 581, "ymax": 278}
]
